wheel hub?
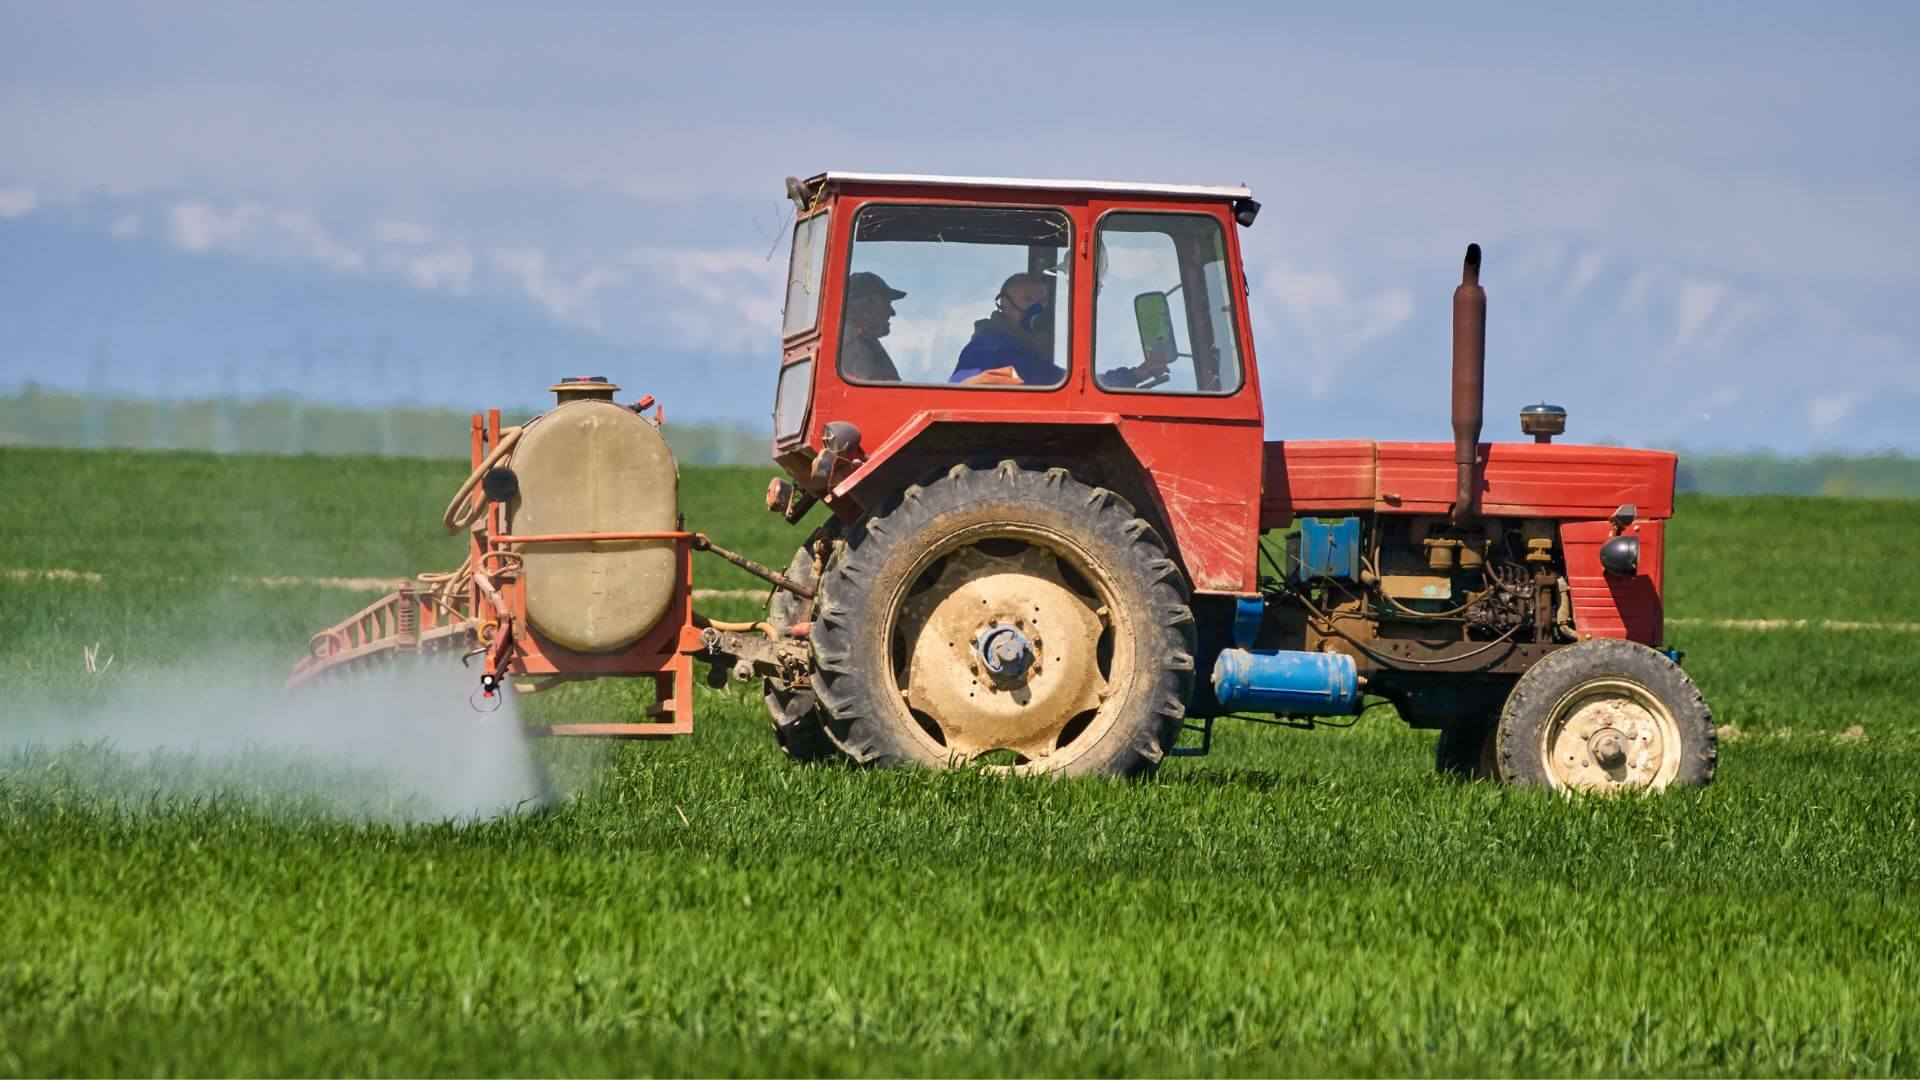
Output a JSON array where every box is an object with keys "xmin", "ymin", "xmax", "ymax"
[
  {"xmin": 1543, "ymin": 679, "xmax": 1680, "ymax": 792},
  {"xmin": 1588, "ymin": 726, "xmax": 1629, "ymax": 770},
  {"xmin": 894, "ymin": 543, "xmax": 1114, "ymax": 763},
  {"xmin": 975, "ymin": 623, "xmax": 1036, "ymax": 686}
]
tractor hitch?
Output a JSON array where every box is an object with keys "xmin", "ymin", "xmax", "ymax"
[{"xmin": 696, "ymin": 625, "xmax": 810, "ymax": 687}]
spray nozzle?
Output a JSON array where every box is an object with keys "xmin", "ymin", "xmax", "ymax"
[{"xmin": 471, "ymin": 674, "xmax": 504, "ymax": 712}]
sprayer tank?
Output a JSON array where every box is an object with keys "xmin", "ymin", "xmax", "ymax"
[{"xmin": 508, "ymin": 399, "xmax": 679, "ymax": 653}]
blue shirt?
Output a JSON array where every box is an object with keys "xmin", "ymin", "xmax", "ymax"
[{"xmin": 949, "ymin": 318, "xmax": 1064, "ymax": 386}]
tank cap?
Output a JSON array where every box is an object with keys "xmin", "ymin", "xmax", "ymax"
[{"xmin": 550, "ymin": 375, "xmax": 621, "ymax": 402}]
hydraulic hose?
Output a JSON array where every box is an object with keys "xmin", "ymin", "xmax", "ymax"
[{"xmin": 442, "ymin": 426, "xmax": 524, "ymax": 532}]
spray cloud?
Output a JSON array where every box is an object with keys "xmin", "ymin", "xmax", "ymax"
[{"xmin": 3, "ymin": 659, "xmax": 555, "ymax": 824}]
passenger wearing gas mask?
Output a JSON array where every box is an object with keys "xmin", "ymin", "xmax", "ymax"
[
  {"xmin": 949, "ymin": 271, "xmax": 1166, "ymax": 387},
  {"xmin": 949, "ymin": 272, "xmax": 1061, "ymax": 386}
]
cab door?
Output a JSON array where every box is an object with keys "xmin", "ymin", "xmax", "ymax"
[{"xmin": 1081, "ymin": 200, "xmax": 1265, "ymax": 593}]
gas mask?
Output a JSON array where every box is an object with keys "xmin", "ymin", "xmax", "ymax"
[{"xmin": 1006, "ymin": 298, "xmax": 1050, "ymax": 335}]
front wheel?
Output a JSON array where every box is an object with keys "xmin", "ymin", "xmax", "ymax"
[
  {"xmin": 1435, "ymin": 722, "xmax": 1497, "ymax": 781},
  {"xmin": 1496, "ymin": 639, "xmax": 1716, "ymax": 793},
  {"xmin": 810, "ymin": 461, "xmax": 1196, "ymax": 777}
]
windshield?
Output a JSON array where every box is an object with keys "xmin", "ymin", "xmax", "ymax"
[{"xmin": 838, "ymin": 205, "xmax": 1072, "ymax": 388}]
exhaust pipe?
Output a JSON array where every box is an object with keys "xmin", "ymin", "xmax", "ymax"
[{"xmin": 1450, "ymin": 243, "xmax": 1486, "ymax": 527}]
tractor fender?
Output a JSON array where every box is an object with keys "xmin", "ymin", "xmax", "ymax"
[{"xmin": 825, "ymin": 410, "xmax": 1262, "ymax": 593}]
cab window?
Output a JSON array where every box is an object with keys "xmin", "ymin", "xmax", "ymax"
[
  {"xmin": 1094, "ymin": 213, "xmax": 1243, "ymax": 394},
  {"xmin": 781, "ymin": 211, "xmax": 830, "ymax": 339},
  {"xmin": 839, "ymin": 205, "xmax": 1071, "ymax": 388}
]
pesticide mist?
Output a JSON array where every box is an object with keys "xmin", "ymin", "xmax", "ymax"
[{"xmin": 2, "ymin": 660, "xmax": 556, "ymax": 823}]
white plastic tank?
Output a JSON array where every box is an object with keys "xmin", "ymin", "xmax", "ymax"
[{"xmin": 507, "ymin": 379, "xmax": 679, "ymax": 653}]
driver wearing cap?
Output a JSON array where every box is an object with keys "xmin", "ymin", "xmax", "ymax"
[{"xmin": 840, "ymin": 271, "xmax": 906, "ymax": 383}]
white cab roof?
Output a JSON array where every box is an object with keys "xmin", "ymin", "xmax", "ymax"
[{"xmin": 815, "ymin": 171, "xmax": 1252, "ymax": 200}]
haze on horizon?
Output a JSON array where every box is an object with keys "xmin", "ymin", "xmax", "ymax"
[{"xmin": 2, "ymin": 2, "xmax": 1916, "ymax": 452}]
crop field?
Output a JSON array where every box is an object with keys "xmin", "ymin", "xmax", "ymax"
[{"xmin": 3, "ymin": 444, "xmax": 1918, "ymax": 1077}]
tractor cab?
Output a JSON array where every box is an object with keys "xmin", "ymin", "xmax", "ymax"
[{"xmin": 769, "ymin": 173, "xmax": 1270, "ymax": 585}]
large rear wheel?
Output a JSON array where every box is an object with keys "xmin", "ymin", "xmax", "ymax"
[{"xmin": 810, "ymin": 461, "xmax": 1195, "ymax": 777}]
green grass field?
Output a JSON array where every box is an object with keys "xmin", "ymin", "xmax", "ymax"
[{"xmin": 3, "ymin": 445, "xmax": 1918, "ymax": 1077}]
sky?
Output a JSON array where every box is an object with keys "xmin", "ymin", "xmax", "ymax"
[{"xmin": 2, "ymin": 1, "xmax": 1916, "ymax": 451}]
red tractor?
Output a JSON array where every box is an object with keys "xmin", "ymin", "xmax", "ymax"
[
  {"xmin": 293, "ymin": 171, "xmax": 1715, "ymax": 794},
  {"xmin": 757, "ymin": 172, "xmax": 1713, "ymax": 792}
]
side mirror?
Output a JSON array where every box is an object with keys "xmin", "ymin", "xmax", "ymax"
[{"xmin": 1133, "ymin": 291, "xmax": 1177, "ymax": 367}]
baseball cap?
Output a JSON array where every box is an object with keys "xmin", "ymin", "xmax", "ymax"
[{"xmin": 848, "ymin": 271, "xmax": 907, "ymax": 300}]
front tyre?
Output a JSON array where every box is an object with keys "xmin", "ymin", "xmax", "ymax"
[
  {"xmin": 1435, "ymin": 722, "xmax": 1497, "ymax": 781},
  {"xmin": 1496, "ymin": 639, "xmax": 1716, "ymax": 793},
  {"xmin": 810, "ymin": 461, "xmax": 1196, "ymax": 777}
]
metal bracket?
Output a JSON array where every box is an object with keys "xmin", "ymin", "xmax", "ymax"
[
  {"xmin": 697, "ymin": 626, "xmax": 810, "ymax": 684},
  {"xmin": 1168, "ymin": 717, "xmax": 1214, "ymax": 758}
]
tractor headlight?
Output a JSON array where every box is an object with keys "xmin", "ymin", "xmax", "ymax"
[{"xmin": 1599, "ymin": 534, "xmax": 1640, "ymax": 576}]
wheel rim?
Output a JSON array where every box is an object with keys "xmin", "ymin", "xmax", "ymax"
[
  {"xmin": 886, "ymin": 524, "xmax": 1129, "ymax": 769},
  {"xmin": 1539, "ymin": 676, "xmax": 1683, "ymax": 792}
]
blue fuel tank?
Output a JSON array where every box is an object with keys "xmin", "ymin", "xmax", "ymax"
[{"xmin": 1212, "ymin": 648, "xmax": 1361, "ymax": 715}]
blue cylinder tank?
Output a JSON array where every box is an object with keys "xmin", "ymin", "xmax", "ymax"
[{"xmin": 1212, "ymin": 648, "xmax": 1360, "ymax": 715}]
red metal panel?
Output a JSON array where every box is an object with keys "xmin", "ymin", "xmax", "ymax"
[
  {"xmin": 1374, "ymin": 442, "xmax": 1675, "ymax": 519},
  {"xmin": 1259, "ymin": 440, "xmax": 1377, "ymax": 526},
  {"xmin": 1263, "ymin": 440, "xmax": 1676, "ymax": 527},
  {"xmin": 1114, "ymin": 417, "xmax": 1263, "ymax": 592},
  {"xmin": 1561, "ymin": 519, "xmax": 1665, "ymax": 645},
  {"xmin": 829, "ymin": 409, "xmax": 1120, "ymax": 499}
]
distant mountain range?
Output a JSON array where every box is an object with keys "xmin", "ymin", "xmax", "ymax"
[
  {"xmin": 0, "ymin": 215, "xmax": 780, "ymax": 425},
  {"xmin": 4, "ymin": 209, "xmax": 1915, "ymax": 453},
  {"xmin": 1248, "ymin": 237, "xmax": 1918, "ymax": 451}
]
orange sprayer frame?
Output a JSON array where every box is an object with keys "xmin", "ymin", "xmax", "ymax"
[{"xmin": 288, "ymin": 408, "xmax": 706, "ymax": 740}]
